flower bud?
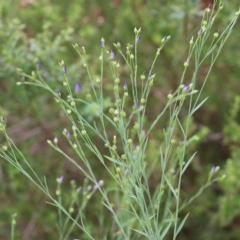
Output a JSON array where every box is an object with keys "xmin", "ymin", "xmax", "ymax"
[{"xmin": 100, "ymin": 38, "xmax": 105, "ymax": 48}]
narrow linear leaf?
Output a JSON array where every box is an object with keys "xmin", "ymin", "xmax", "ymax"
[
  {"xmin": 92, "ymin": 144, "xmax": 105, "ymax": 163},
  {"xmin": 131, "ymin": 228, "xmax": 151, "ymax": 239},
  {"xmin": 164, "ymin": 176, "xmax": 178, "ymax": 200},
  {"xmin": 104, "ymin": 155, "xmax": 127, "ymax": 167},
  {"xmin": 181, "ymin": 152, "xmax": 197, "ymax": 175},
  {"xmin": 128, "ymin": 194, "xmax": 137, "ymax": 199},
  {"xmin": 191, "ymin": 97, "xmax": 209, "ymax": 115},
  {"xmin": 176, "ymin": 213, "xmax": 190, "ymax": 236},
  {"xmin": 159, "ymin": 221, "xmax": 172, "ymax": 240}
]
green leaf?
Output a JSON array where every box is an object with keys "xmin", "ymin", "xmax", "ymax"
[
  {"xmin": 159, "ymin": 221, "xmax": 172, "ymax": 240},
  {"xmin": 104, "ymin": 155, "xmax": 127, "ymax": 167},
  {"xmin": 191, "ymin": 97, "xmax": 208, "ymax": 115},
  {"xmin": 181, "ymin": 152, "xmax": 197, "ymax": 175},
  {"xmin": 164, "ymin": 176, "xmax": 178, "ymax": 200},
  {"xmin": 176, "ymin": 213, "xmax": 189, "ymax": 236},
  {"xmin": 131, "ymin": 228, "xmax": 151, "ymax": 239}
]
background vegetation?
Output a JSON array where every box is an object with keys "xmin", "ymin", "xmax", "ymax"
[{"xmin": 0, "ymin": 0, "xmax": 240, "ymax": 239}]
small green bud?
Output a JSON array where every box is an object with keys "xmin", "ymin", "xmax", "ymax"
[
  {"xmin": 104, "ymin": 142, "xmax": 110, "ymax": 147},
  {"xmin": 96, "ymin": 77, "xmax": 101, "ymax": 83},
  {"xmin": 100, "ymin": 38, "xmax": 105, "ymax": 48},
  {"xmin": 213, "ymin": 32, "xmax": 219, "ymax": 38},
  {"xmin": 215, "ymin": 166, "xmax": 220, "ymax": 172},
  {"xmin": 16, "ymin": 82, "xmax": 22, "ymax": 85},
  {"xmin": 114, "ymin": 109, "xmax": 119, "ymax": 115},
  {"xmin": 2, "ymin": 146, "xmax": 8, "ymax": 151},
  {"xmin": 113, "ymin": 42, "xmax": 121, "ymax": 49},
  {"xmin": 130, "ymin": 54, "xmax": 134, "ymax": 59},
  {"xmin": 56, "ymin": 190, "xmax": 61, "ymax": 196},
  {"xmin": 112, "ymin": 145, "xmax": 117, "ymax": 151},
  {"xmin": 86, "ymin": 93, "xmax": 92, "ymax": 99},
  {"xmin": 167, "ymin": 94, "xmax": 173, "ymax": 99},
  {"xmin": 12, "ymin": 219, "xmax": 16, "ymax": 225},
  {"xmin": 81, "ymin": 130, "xmax": 87, "ymax": 136},
  {"xmin": 121, "ymin": 154, "xmax": 126, "ymax": 160},
  {"xmin": 124, "ymin": 92, "xmax": 128, "ymax": 97},
  {"xmin": 116, "ymin": 167, "xmax": 121, "ymax": 172},
  {"xmin": 120, "ymin": 111, "xmax": 126, "ymax": 117},
  {"xmin": 198, "ymin": 26, "xmax": 206, "ymax": 35},
  {"xmin": 184, "ymin": 61, "xmax": 189, "ymax": 67},
  {"xmin": 202, "ymin": 20, "xmax": 207, "ymax": 26},
  {"xmin": 127, "ymin": 139, "xmax": 132, "ymax": 144},
  {"xmin": 220, "ymin": 174, "xmax": 226, "ymax": 180},
  {"xmin": 170, "ymin": 139, "xmax": 176, "ymax": 144},
  {"xmin": 109, "ymin": 108, "xmax": 115, "ymax": 114},
  {"xmin": 113, "ymin": 117, "xmax": 119, "ymax": 122},
  {"xmin": 63, "ymin": 81, "xmax": 67, "ymax": 86},
  {"xmin": 73, "ymin": 144, "xmax": 77, "ymax": 148},
  {"xmin": 134, "ymin": 123, "xmax": 139, "ymax": 130},
  {"xmin": 140, "ymin": 98, "xmax": 146, "ymax": 104},
  {"xmin": 0, "ymin": 118, "xmax": 6, "ymax": 132},
  {"xmin": 205, "ymin": 8, "xmax": 211, "ymax": 13},
  {"xmin": 149, "ymin": 80, "xmax": 154, "ymax": 86},
  {"xmin": 69, "ymin": 207, "xmax": 74, "ymax": 213},
  {"xmin": 67, "ymin": 109, "xmax": 72, "ymax": 114},
  {"xmin": 54, "ymin": 137, "xmax": 58, "ymax": 144},
  {"xmin": 71, "ymin": 101, "xmax": 75, "ymax": 106},
  {"xmin": 161, "ymin": 36, "xmax": 171, "ymax": 43},
  {"xmin": 86, "ymin": 194, "xmax": 91, "ymax": 199},
  {"xmin": 140, "ymin": 74, "xmax": 146, "ymax": 80},
  {"xmin": 148, "ymin": 74, "xmax": 156, "ymax": 80},
  {"xmin": 115, "ymin": 78, "xmax": 120, "ymax": 84},
  {"xmin": 189, "ymin": 37, "xmax": 194, "ymax": 45},
  {"xmin": 11, "ymin": 214, "xmax": 17, "ymax": 225},
  {"xmin": 114, "ymin": 109, "xmax": 119, "ymax": 116},
  {"xmin": 235, "ymin": 11, "xmax": 240, "ymax": 16}
]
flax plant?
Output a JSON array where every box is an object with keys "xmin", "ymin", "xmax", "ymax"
[{"xmin": 1, "ymin": 1, "xmax": 239, "ymax": 239}]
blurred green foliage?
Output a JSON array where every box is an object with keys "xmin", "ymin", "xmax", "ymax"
[
  {"xmin": 1, "ymin": 0, "xmax": 240, "ymax": 239},
  {"xmin": 216, "ymin": 95, "xmax": 240, "ymax": 238}
]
